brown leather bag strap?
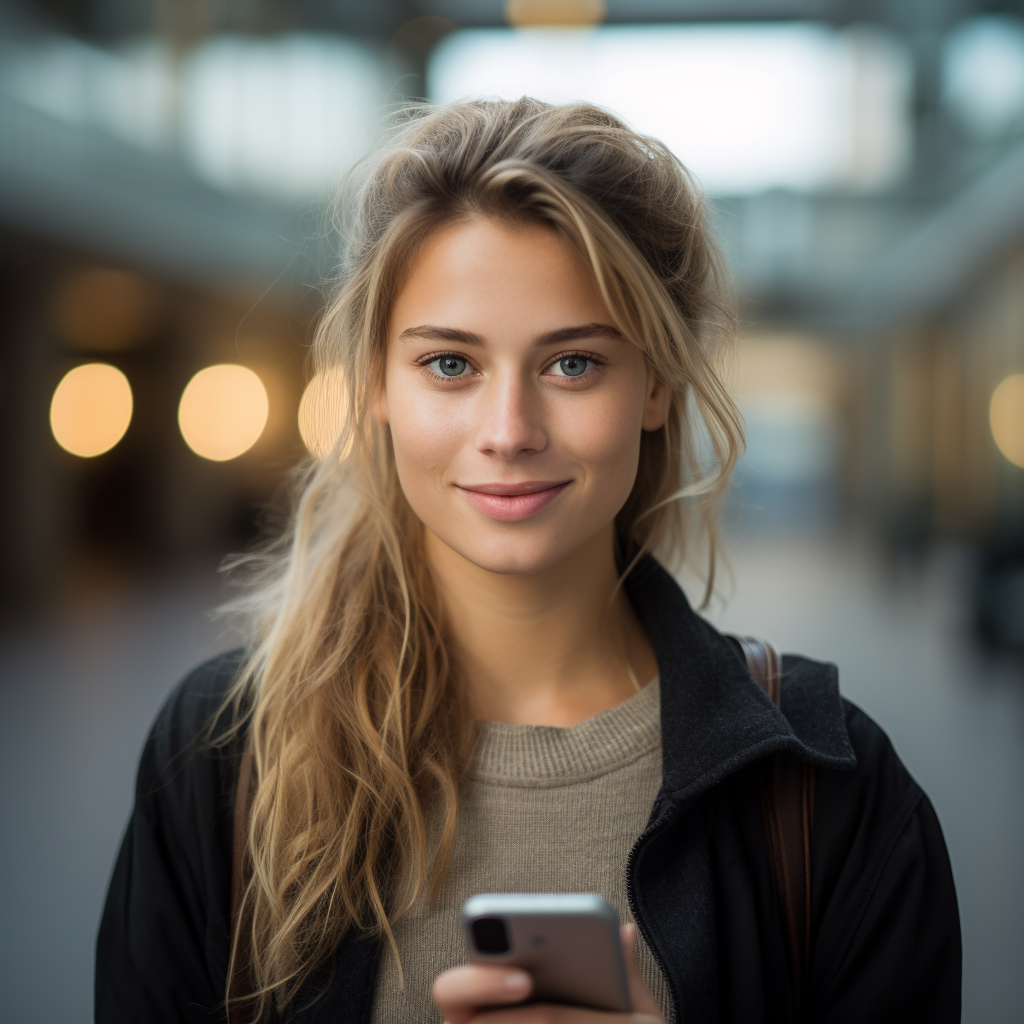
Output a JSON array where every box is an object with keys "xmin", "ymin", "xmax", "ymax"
[
  {"xmin": 229, "ymin": 739, "xmax": 255, "ymax": 1024},
  {"xmin": 737, "ymin": 636, "xmax": 815, "ymax": 1023}
]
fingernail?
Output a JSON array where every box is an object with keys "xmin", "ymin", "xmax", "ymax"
[{"xmin": 504, "ymin": 971, "xmax": 530, "ymax": 989}]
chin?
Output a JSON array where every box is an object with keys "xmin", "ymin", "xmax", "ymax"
[{"xmin": 439, "ymin": 526, "xmax": 570, "ymax": 576}]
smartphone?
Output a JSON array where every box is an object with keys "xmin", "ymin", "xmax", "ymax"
[{"xmin": 461, "ymin": 893, "xmax": 632, "ymax": 1013}]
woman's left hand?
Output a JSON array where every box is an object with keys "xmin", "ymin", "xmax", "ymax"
[{"xmin": 432, "ymin": 923, "xmax": 665, "ymax": 1024}]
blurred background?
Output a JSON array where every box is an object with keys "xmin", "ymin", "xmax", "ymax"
[{"xmin": 0, "ymin": 0, "xmax": 1022, "ymax": 1020}]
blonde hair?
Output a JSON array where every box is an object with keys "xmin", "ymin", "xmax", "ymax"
[{"xmin": 220, "ymin": 97, "xmax": 742, "ymax": 1019}]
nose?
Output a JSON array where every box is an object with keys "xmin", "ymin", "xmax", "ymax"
[{"xmin": 473, "ymin": 371, "xmax": 547, "ymax": 460}]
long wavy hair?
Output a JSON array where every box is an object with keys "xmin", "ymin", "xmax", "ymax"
[{"xmin": 219, "ymin": 97, "xmax": 743, "ymax": 1019}]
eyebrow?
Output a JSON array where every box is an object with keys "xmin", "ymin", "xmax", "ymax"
[{"xmin": 397, "ymin": 322, "xmax": 624, "ymax": 346}]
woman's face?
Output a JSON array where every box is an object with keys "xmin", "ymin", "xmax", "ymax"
[{"xmin": 381, "ymin": 216, "xmax": 669, "ymax": 576}]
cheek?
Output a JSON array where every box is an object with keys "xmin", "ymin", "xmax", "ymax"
[
  {"xmin": 556, "ymin": 390, "xmax": 644, "ymax": 490},
  {"xmin": 387, "ymin": 378, "xmax": 465, "ymax": 491}
]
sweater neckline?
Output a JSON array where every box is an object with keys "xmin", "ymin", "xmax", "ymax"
[{"xmin": 470, "ymin": 676, "xmax": 661, "ymax": 786}]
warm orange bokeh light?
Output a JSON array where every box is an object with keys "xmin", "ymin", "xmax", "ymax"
[
  {"xmin": 297, "ymin": 366, "xmax": 348, "ymax": 459},
  {"xmin": 49, "ymin": 363, "xmax": 133, "ymax": 457},
  {"xmin": 504, "ymin": 0, "xmax": 606, "ymax": 28},
  {"xmin": 990, "ymin": 374, "xmax": 1024, "ymax": 469},
  {"xmin": 178, "ymin": 364, "xmax": 269, "ymax": 461}
]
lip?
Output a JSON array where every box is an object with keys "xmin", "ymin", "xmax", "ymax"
[{"xmin": 456, "ymin": 480, "xmax": 571, "ymax": 522}]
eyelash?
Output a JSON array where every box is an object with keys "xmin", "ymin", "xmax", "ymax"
[{"xmin": 416, "ymin": 350, "xmax": 606, "ymax": 382}]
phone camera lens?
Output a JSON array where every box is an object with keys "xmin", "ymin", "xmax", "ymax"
[{"xmin": 471, "ymin": 916, "xmax": 510, "ymax": 954}]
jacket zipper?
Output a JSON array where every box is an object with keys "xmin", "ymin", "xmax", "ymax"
[{"xmin": 625, "ymin": 797, "xmax": 683, "ymax": 1021}]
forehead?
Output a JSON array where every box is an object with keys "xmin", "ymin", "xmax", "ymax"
[{"xmin": 389, "ymin": 216, "xmax": 611, "ymax": 339}]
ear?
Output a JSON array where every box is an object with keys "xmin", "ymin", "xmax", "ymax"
[{"xmin": 641, "ymin": 374, "xmax": 671, "ymax": 432}]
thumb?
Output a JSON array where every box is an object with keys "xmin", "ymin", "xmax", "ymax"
[{"xmin": 620, "ymin": 923, "xmax": 663, "ymax": 1019}]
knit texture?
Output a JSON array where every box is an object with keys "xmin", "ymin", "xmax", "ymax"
[{"xmin": 370, "ymin": 678, "xmax": 672, "ymax": 1022}]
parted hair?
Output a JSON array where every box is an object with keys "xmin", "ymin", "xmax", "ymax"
[{"xmin": 219, "ymin": 97, "xmax": 743, "ymax": 1019}]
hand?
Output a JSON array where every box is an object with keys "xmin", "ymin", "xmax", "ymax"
[{"xmin": 432, "ymin": 923, "xmax": 665, "ymax": 1024}]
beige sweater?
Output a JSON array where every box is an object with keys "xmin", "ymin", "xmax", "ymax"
[{"xmin": 370, "ymin": 678, "xmax": 672, "ymax": 1023}]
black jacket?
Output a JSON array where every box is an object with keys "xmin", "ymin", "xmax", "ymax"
[{"xmin": 96, "ymin": 557, "xmax": 961, "ymax": 1023}]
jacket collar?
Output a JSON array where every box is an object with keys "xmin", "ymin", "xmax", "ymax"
[{"xmin": 623, "ymin": 555, "xmax": 856, "ymax": 806}]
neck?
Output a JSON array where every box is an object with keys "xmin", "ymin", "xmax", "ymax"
[{"xmin": 425, "ymin": 527, "xmax": 657, "ymax": 726}]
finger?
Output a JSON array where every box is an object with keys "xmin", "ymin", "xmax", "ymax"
[
  {"xmin": 620, "ymin": 924, "xmax": 663, "ymax": 1018},
  {"xmin": 433, "ymin": 963, "xmax": 533, "ymax": 1024},
  {"xmin": 470, "ymin": 931, "xmax": 664, "ymax": 1024}
]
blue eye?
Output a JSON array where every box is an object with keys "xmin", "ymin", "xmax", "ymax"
[
  {"xmin": 429, "ymin": 355, "xmax": 468, "ymax": 377},
  {"xmin": 554, "ymin": 355, "xmax": 590, "ymax": 377}
]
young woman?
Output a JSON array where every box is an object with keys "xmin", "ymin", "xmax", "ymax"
[{"xmin": 96, "ymin": 99, "xmax": 960, "ymax": 1024}]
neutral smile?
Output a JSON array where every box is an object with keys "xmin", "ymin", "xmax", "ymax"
[{"xmin": 456, "ymin": 481, "xmax": 572, "ymax": 522}]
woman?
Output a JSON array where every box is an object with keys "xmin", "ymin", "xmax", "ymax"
[{"xmin": 96, "ymin": 99, "xmax": 960, "ymax": 1024}]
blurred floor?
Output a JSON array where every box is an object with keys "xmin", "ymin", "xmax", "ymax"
[
  {"xmin": 0, "ymin": 535, "xmax": 1021, "ymax": 1023},
  {"xmin": 0, "ymin": 560, "xmax": 242, "ymax": 1024}
]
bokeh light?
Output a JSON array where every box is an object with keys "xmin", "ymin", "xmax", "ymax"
[
  {"xmin": 504, "ymin": 0, "xmax": 606, "ymax": 28},
  {"xmin": 49, "ymin": 363, "xmax": 133, "ymax": 457},
  {"xmin": 990, "ymin": 373, "xmax": 1024, "ymax": 468},
  {"xmin": 178, "ymin": 364, "xmax": 269, "ymax": 461},
  {"xmin": 297, "ymin": 366, "xmax": 348, "ymax": 459}
]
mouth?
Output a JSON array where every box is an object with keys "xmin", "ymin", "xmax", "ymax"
[{"xmin": 456, "ymin": 480, "xmax": 571, "ymax": 523}]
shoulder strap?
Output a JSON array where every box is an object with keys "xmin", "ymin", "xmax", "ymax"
[
  {"xmin": 229, "ymin": 740, "xmax": 255, "ymax": 1024},
  {"xmin": 737, "ymin": 636, "xmax": 815, "ymax": 1023}
]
